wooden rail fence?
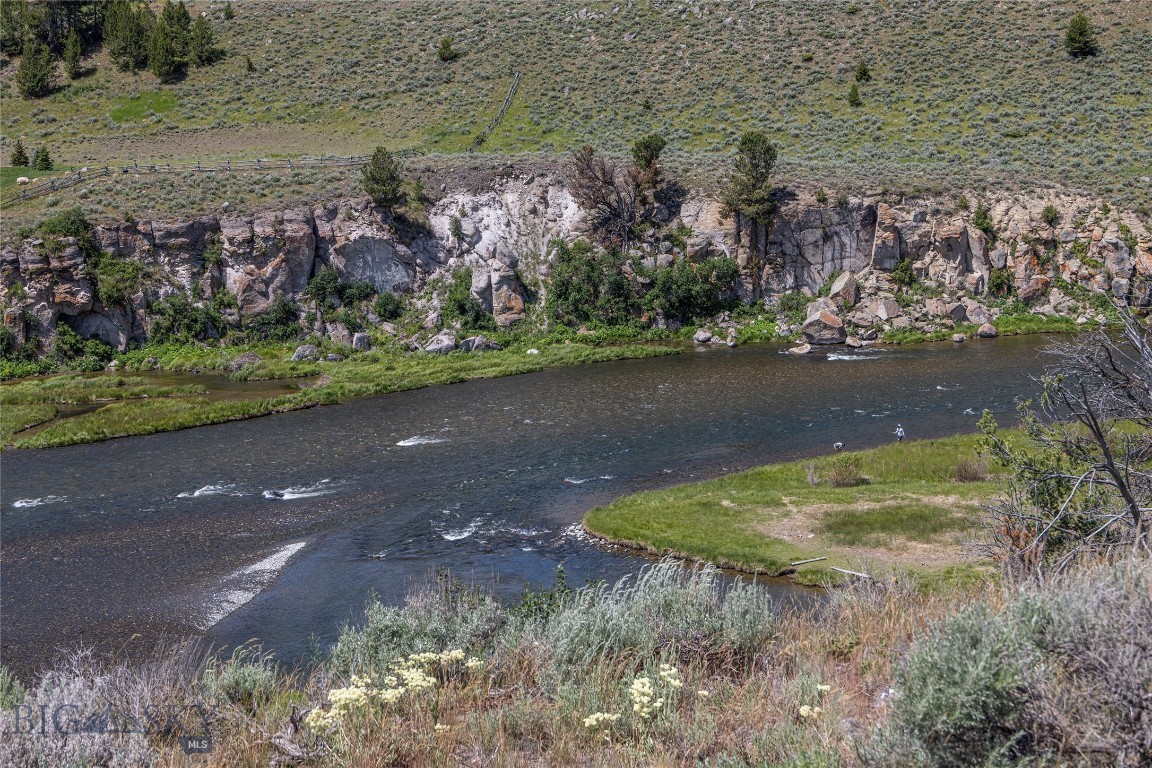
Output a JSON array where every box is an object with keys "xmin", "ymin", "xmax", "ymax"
[{"xmin": 469, "ymin": 70, "xmax": 522, "ymax": 153}]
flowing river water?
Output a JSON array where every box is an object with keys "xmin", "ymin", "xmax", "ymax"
[{"xmin": 1, "ymin": 336, "xmax": 1056, "ymax": 677}]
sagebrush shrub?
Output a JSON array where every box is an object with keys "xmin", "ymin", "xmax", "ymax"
[{"xmin": 867, "ymin": 606, "xmax": 1038, "ymax": 767}]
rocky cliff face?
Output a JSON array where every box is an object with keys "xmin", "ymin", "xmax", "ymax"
[{"xmin": 1, "ymin": 176, "xmax": 1149, "ymax": 352}]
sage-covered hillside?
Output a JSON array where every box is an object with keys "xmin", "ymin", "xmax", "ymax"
[{"xmin": 1, "ymin": 0, "xmax": 1150, "ymax": 212}]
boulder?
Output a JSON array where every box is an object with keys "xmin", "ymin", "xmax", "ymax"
[
  {"xmin": 324, "ymin": 353, "xmax": 344, "ymax": 362},
  {"xmin": 423, "ymin": 311, "xmax": 442, "ymax": 330},
  {"xmin": 1018, "ymin": 275, "xmax": 1052, "ymax": 304},
  {"xmin": 977, "ymin": 323, "xmax": 999, "ymax": 338},
  {"xmin": 952, "ymin": 333, "xmax": 966, "ymax": 343},
  {"xmin": 470, "ymin": 268, "xmax": 493, "ymax": 312},
  {"xmin": 870, "ymin": 203, "xmax": 902, "ymax": 270},
  {"xmin": 966, "ymin": 304, "xmax": 994, "ymax": 325},
  {"xmin": 424, "ymin": 331, "xmax": 457, "ymax": 354},
  {"xmin": 326, "ymin": 322, "xmax": 352, "ymax": 347},
  {"xmin": 845, "ymin": 336, "xmax": 863, "ymax": 348},
  {"xmin": 805, "ymin": 297, "xmax": 838, "ymax": 318},
  {"xmin": 925, "ymin": 298, "xmax": 947, "ymax": 317},
  {"xmin": 490, "ymin": 267, "xmax": 525, "ymax": 327},
  {"xmin": 291, "ymin": 344, "xmax": 319, "ymax": 361},
  {"xmin": 828, "ymin": 271, "xmax": 859, "ymax": 308},
  {"xmin": 786, "ymin": 343, "xmax": 812, "ymax": 355},
  {"xmin": 314, "ymin": 203, "xmax": 415, "ymax": 295},
  {"xmin": 694, "ymin": 328, "xmax": 714, "ymax": 343},
  {"xmin": 221, "ymin": 209, "xmax": 317, "ymax": 315},
  {"xmin": 801, "ymin": 310, "xmax": 847, "ymax": 344},
  {"xmin": 226, "ymin": 351, "xmax": 263, "ymax": 371},
  {"xmin": 945, "ymin": 302, "xmax": 968, "ymax": 324},
  {"xmin": 872, "ymin": 297, "xmax": 902, "ymax": 321},
  {"xmin": 3, "ymin": 307, "xmax": 27, "ymax": 346},
  {"xmin": 351, "ymin": 332, "xmax": 371, "ymax": 351},
  {"xmin": 459, "ymin": 335, "xmax": 502, "ymax": 352},
  {"xmin": 65, "ymin": 307, "xmax": 132, "ymax": 351}
]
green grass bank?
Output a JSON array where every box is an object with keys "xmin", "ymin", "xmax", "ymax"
[
  {"xmin": 584, "ymin": 433, "xmax": 1003, "ymax": 585},
  {"xmin": 0, "ymin": 341, "xmax": 678, "ymax": 449}
]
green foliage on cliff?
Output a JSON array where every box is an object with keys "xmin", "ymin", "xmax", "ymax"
[
  {"xmin": 372, "ymin": 292, "xmax": 404, "ymax": 320},
  {"xmin": 639, "ymin": 257, "xmax": 739, "ymax": 322},
  {"xmin": 241, "ymin": 296, "xmax": 301, "ymax": 342},
  {"xmin": 148, "ymin": 293, "xmax": 222, "ymax": 344},
  {"xmin": 441, "ymin": 268, "xmax": 495, "ymax": 331},
  {"xmin": 546, "ymin": 240, "xmax": 636, "ymax": 327},
  {"xmin": 987, "ymin": 267, "xmax": 1014, "ymax": 296},
  {"xmin": 545, "ymin": 239, "xmax": 740, "ymax": 327},
  {"xmin": 891, "ymin": 257, "xmax": 917, "ymax": 287}
]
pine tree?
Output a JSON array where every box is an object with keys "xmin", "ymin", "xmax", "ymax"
[
  {"xmin": 223, "ymin": 1, "xmax": 234, "ymax": 21},
  {"xmin": 0, "ymin": 0, "xmax": 27, "ymax": 57},
  {"xmin": 148, "ymin": 16, "xmax": 184, "ymax": 82},
  {"xmin": 159, "ymin": 0, "xmax": 190, "ymax": 59},
  {"xmin": 847, "ymin": 82, "xmax": 862, "ymax": 107},
  {"xmin": 721, "ymin": 131, "xmax": 778, "ymax": 224},
  {"xmin": 362, "ymin": 147, "xmax": 404, "ymax": 207},
  {"xmin": 1065, "ymin": 13, "xmax": 1098, "ymax": 57},
  {"xmin": 9, "ymin": 138, "xmax": 29, "ymax": 167},
  {"xmin": 63, "ymin": 27, "xmax": 82, "ymax": 78},
  {"xmin": 437, "ymin": 36, "xmax": 459, "ymax": 62},
  {"xmin": 854, "ymin": 61, "xmax": 871, "ymax": 82},
  {"xmin": 15, "ymin": 37, "xmax": 55, "ymax": 98},
  {"xmin": 188, "ymin": 15, "xmax": 218, "ymax": 66},
  {"xmin": 32, "ymin": 145, "xmax": 52, "ymax": 171},
  {"xmin": 245, "ymin": 54, "xmax": 255, "ymax": 72},
  {"xmin": 106, "ymin": 0, "xmax": 150, "ymax": 72}
]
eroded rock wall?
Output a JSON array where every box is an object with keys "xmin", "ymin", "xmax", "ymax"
[{"xmin": 1, "ymin": 177, "xmax": 1149, "ymax": 352}]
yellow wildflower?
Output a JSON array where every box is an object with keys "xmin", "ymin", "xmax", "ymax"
[{"xmin": 583, "ymin": 712, "xmax": 621, "ymax": 729}]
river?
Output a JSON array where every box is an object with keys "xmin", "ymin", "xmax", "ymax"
[{"xmin": 1, "ymin": 336, "xmax": 1054, "ymax": 677}]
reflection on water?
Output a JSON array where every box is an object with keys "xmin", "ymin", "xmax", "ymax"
[{"xmin": 1, "ymin": 337, "xmax": 1055, "ymax": 675}]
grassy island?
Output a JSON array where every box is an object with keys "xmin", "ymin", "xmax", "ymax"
[{"xmin": 585, "ymin": 433, "xmax": 1002, "ymax": 585}]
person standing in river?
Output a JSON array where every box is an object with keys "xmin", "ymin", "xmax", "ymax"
[{"xmin": 895, "ymin": 424, "xmax": 905, "ymax": 442}]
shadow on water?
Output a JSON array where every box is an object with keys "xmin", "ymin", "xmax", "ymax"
[{"xmin": 1, "ymin": 336, "xmax": 1057, "ymax": 676}]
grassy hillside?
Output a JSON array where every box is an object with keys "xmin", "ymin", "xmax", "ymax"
[{"xmin": 1, "ymin": 0, "xmax": 1150, "ymax": 221}]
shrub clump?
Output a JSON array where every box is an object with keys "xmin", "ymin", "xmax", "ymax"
[
  {"xmin": 824, "ymin": 455, "xmax": 864, "ymax": 487},
  {"xmin": 373, "ymin": 292, "xmax": 404, "ymax": 321},
  {"xmin": 867, "ymin": 560, "xmax": 1152, "ymax": 767}
]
